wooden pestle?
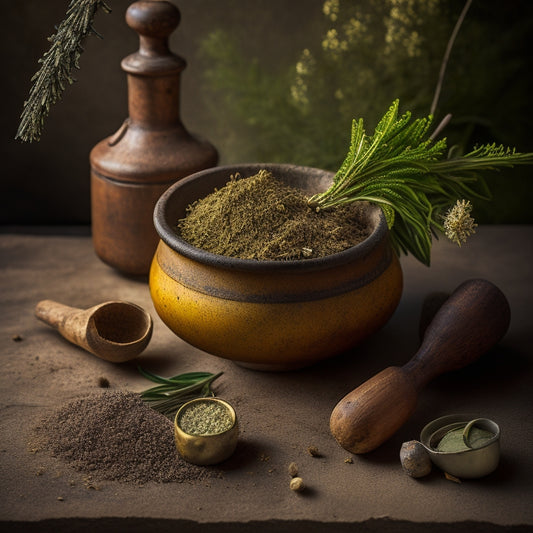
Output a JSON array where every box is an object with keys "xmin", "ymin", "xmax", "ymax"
[{"xmin": 330, "ymin": 278, "xmax": 511, "ymax": 454}]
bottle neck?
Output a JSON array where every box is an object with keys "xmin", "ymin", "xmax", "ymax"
[
  {"xmin": 126, "ymin": 72, "xmax": 182, "ymax": 128},
  {"xmin": 121, "ymin": 50, "xmax": 186, "ymax": 129}
]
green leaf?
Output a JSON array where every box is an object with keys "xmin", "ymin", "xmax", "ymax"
[
  {"xmin": 308, "ymin": 99, "xmax": 533, "ymax": 265},
  {"xmin": 138, "ymin": 367, "xmax": 223, "ymax": 419}
]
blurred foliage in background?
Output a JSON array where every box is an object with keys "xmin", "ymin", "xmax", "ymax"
[{"xmin": 197, "ymin": 0, "xmax": 533, "ymax": 223}]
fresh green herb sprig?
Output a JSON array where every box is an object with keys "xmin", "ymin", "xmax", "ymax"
[
  {"xmin": 308, "ymin": 99, "xmax": 533, "ymax": 265},
  {"xmin": 138, "ymin": 367, "xmax": 223, "ymax": 419}
]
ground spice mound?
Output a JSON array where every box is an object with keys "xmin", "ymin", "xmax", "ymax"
[
  {"xmin": 178, "ymin": 170, "xmax": 371, "ymax": 260},
  {"xmin": 32, "ymin": 390, "xmax": 220, "ymax": 484}
]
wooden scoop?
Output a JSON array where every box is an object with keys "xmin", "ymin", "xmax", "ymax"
[
  {"xmin": 35, "ymin": 300, "xmax": 153, "ymax": 363},
  {"xmin": 330, "ymin": 278, "xmax": 511, "ymax": 454}
]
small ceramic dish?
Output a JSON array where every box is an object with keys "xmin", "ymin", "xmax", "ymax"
[
  {"xmin": 420, "ymin": 414, "xmax": 500, "ymax": 478},
  {"xmin": 174, "ymin": 398, "xmax": 239, "ymax": 465}
]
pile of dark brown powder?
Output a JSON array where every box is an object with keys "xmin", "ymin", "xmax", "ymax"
[
  {"xmin": 31, "ymin": 390, "xmax": 220, "ymax": 484},
  {"xmin": 178, "ymin": 170, "xmax": 371, "ymax": 260}
]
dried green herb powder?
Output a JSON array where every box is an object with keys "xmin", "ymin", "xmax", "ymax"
[
  {"xmin": 177, "ymin": 170, "xmax": 370, "ymax": 260},
  {"xmin": 178, "ymin": 401, "xmax": 234, "ymax": 436},
  {"xmin": 437, "ymin": 426, "xmax": 494, "ymax": 453}
]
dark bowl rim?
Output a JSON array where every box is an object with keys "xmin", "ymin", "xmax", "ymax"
[{"xmin": 153, "ymin": 163, "xmax": 389, "ymax": 272}]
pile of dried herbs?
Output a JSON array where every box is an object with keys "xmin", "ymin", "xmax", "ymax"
[
  {"xmin": 178, "ymin": 169, "xmax": 370, "ymax": 261},
  {"xmin": 179, "ymin": 101, "xmax": 533, "ymax": 266}
]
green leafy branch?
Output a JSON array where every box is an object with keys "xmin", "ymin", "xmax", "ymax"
[
  {"xmin": 138, "ymin": 367, "xmax": 223, "ymax": 419},
  {"xmin": 16, "ymin": 0, "xmax": 111, "ymax": 143},
  {"xmin": 308, "ymin": 99, "xmax": 533, "ymax": 265}
]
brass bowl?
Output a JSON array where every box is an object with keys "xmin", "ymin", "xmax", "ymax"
[
  {"xmin": 420, "ymin": 414, "xmax": 501, "ymax": 478},
  {"xmin": 174, "ymin": 398, "xmax": 239, "ymax": 465},
  {"xmin": 150, "ymin": 163, "xmax": 403, "ymax": 370}
]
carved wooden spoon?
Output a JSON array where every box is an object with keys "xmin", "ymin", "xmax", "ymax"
[{"xmin": 35, "ymin": 299, "xmax": 153, "ymax": 363}]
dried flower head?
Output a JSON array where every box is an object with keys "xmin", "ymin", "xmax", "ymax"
[
  {"xmin": 323, "ymin": 0, "xmax": 340, "ymax": 22},
  {"xmin": 443, "ymin": 199, "xmax": 477, "ymax": 246}
]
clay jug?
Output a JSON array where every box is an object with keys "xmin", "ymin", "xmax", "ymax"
[{"xmin": 90, "ymin": 0, "xmax": 218, "ymax": 275}]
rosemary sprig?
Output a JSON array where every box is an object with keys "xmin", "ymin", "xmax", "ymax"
[
  {"xmin": 308, "ymin": 99, "xmax": 533, "ymax": 265},
  {"xmin": 16, "ymin": 0, "xmax": 112, "ymax": 143},
  {"xmin": 138, "ymin": 367, "xmax": 223, "ymax": 419}
]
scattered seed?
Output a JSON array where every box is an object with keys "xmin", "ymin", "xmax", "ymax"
[
  {"xmin": 290, "ymin": 477, "xmax": 305, "ymax": 492},
  {"xmin": 344, "ymin": 457, "xmax": 353, "ymax": 464},
  {"xmin": 307, "ymin": 446, "xmax": 321, "ymax": 457},
  {"xmin": 84, "ymin": 476, "xmax": 99, "ymax": 490},
  {"xmin": 444, "ymin": 472, "xmax": 462, "ymax": 483},
  {"xmin": 97, "ymin": 376, "xmax": 110, "ymax": 388},
  {"xmin": 288, "ymin": 462, "xmax": 299, "ymax": 477}
]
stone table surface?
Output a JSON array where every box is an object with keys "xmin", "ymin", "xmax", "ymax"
[{"xmin": 0, "ymin": 226, "xmax": 532, "ymax": 533}]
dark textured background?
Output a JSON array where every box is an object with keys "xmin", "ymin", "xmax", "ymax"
[
  {"xmin": 2, "ymin": 0, "xmax": 324, "ymax": 226},
  {"xmin": 2, "ymin": 0, "xmax": 532, "ymax": 226}
]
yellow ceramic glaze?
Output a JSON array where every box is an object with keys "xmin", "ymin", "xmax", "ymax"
[{"xmin": 149, "ymin": 164, "xmax": 403, "ymax": 369}]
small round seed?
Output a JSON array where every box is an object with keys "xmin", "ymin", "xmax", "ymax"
[
  {"xmin": 290, "ymin": 477, "xmax": 305, "ymax": 492},
  {"xmin": 307, "ymin": 446, "xmax": 321, "ymax": 457},
  {"xmin": 288, "ymin": 462, "xmax": 299, "ymax": 477}
]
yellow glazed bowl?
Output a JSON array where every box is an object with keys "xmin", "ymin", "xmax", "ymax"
[{"xmin": 150, "ymin": 163, "xmax": 403, "ymax": 370}]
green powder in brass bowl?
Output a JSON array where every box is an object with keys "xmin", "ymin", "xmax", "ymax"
[
  {"xmin": 178, "ymin": 400, "xmax": 234, "ymax": 436},
  {"xmin": 436, "ymin": 425, "xmax": 494, "ymax": 453}
]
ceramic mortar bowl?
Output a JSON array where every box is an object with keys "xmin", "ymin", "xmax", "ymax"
[
  {"xmin": 174, "ymin": 398, "xmax": 239, "ymax": 465},
  {"xmin": 150, "ymin": 163, "xmax": 403, "ymax": 370},
  {"xmin": 420, "ymin": 414, "xmax": 501, "ymax": 478}
]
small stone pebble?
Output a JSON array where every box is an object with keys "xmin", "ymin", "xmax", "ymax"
[{"xmin": 400, "ymin": 440, "xmax": 432, "ymax": 478}]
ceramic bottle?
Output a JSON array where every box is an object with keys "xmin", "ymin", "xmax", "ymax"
[{"xmin": 90, "ymin": 0, "xmax": 218, "ymax": 275}]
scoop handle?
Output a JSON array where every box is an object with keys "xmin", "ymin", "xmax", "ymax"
[{"xmin": 404, "ymin": 278, "xmax": 511, "ymax": 389}]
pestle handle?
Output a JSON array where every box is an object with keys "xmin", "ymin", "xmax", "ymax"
[
  {"xmin": 330, "ymin": 278, "xmax": 510, "ymax": 454},
  {"xmin": 403, "ymin": 278, "xmax": 511, "ymax": 390}
]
